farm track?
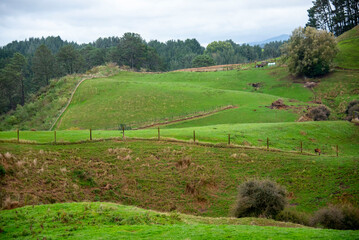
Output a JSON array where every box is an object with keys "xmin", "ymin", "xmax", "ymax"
[
  {"xmin": 49, "ymin": 71, "xmax": 119, "ymax": 131},
  {"xmin": 134, "ymin": 105, "xmax": 238, "ymax": 129}
]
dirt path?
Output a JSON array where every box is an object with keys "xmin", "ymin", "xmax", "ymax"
[{"xmin": 134, "ymin": 105, "xmax": 238, "ymax": 130}]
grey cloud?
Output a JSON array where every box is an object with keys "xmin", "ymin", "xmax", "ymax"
[{"xmin": 0, "ymin": 0, "xmax": 313, "ymax": 46}]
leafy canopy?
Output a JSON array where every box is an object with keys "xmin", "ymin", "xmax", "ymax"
[{"xmin": 283, "ymin": 26, "xmax": 338, "ymax": 78}]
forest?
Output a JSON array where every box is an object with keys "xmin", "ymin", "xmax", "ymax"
[{"xmin": 0, "ymin": 34, "xmax": 283, "ymax": 114}]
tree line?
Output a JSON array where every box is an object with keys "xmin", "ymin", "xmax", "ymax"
[
  {"xmin": 307, "ymin": 0, "xmax": 359, "ymax": 36},
  {"xmin": 0, "ymin": 33, "xmax": 284, "ymax": 114}
]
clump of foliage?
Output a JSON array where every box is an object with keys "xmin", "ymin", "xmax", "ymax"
[
  {"xmin": 233, "ymin": 179, "xmax": 287, "ymax": 218},
  {"xmin": 283, "ymin": 26, "xmax": 338, "ymax": 77},
  {"xmin": 192, "ymin": 55, "xmax": 215, "ymax": 68},
  {"xmin": 309, "ymin": 105, "xmax": 331, "ymax": 121},
  {"xmin": 72, "ymin": 169, "xmax": 96, "ymax": 186},
  {"xmin": 310, "ymin": 204, "xmax": 359, "ymax": 230},
  {"xmin": 0, "ymin": 164, "xmax": 5, "ymax": 177},
  {"xmin": 346, "ymin": 100, "xmax": 359, "ymax": 120},
  {"xmin": 275, "ymin": 207, "xmax": 310, "ymax": 226}
]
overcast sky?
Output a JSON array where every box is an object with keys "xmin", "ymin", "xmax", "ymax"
[{"xmin": 0, "ymin": 0, "xmax": 313, "ymax": 47}]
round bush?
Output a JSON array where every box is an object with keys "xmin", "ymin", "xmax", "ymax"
[
  {"xmin": 346, "ymin": 100, "xmax": 359, "ymax": 114},
  {"xmin": 309, "ymin": 105, "xmax": 330, "ymax": 121},
  {"xmin": 311, "ymin": 205, "xmax": 359, "ymax": 230},
  {"xmin": 233, "ymin": 179, "xmax": 287, "ymax": 218}
]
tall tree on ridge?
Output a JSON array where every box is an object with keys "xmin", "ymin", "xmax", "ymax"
[{"xmin": 32, "ymin": 44, "xmax": 55, "ymax": 87}]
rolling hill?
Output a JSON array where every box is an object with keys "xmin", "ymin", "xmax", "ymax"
[
  {"xmin": 1, "ymin": 202, "xmax": 358, "ymax": 239},
  {"xmin": 334, "ymin": 25, "xmax": 359, "ymax": 69},
  {"xmin": 0, "ymin": 26, "xmax": 359, "ymax": 239}
]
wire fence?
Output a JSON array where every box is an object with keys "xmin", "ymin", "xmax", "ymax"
[{"xmin": 1, "ymin": 128, "xmax": 343, "ymax": 157}]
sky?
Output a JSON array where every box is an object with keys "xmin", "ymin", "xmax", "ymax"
[{"xmin": 0, "ymin": 0, "xmax": 313, "ymax": 47}]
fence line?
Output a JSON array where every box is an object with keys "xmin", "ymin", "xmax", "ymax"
[{"xmin": 4, "ymin": 129, "xmax": 342, "ymax": 157}]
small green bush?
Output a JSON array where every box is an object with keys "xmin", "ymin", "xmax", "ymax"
[
  {"xmin": 0, "ymin": 165, "xmax": 5, "ymax": 177},
  {"xmin": 309, "ymin": 105, "xmax": 331, "ymax": 121},
  {"xmin": 275, "ymin": 208, "xmax": 310, "ymax": 226},
  {"xmin": 311, "ymin": 204, "xmax": 359, "ymax": 230},
  {"xmin": 233, "ymin": 179, "xmax": 287, "ymax": 218}
]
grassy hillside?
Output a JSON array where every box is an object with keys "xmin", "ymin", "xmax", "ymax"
[
  {"xmin": 1, "ymin": 121, "xmax": 358, "ymax": 155},
  {"xmin": 0, "ymin": 64, "xmax": 119, "ymax": 131},
  {"xmin": 55, "ymin": 68, "xmax": 313, "ymax": 130},
  {"xmin": 334, "ymin": 25, "xmax": 359, "ymax": 69},
  {"xmin": 1, "ymin": 202, "xmax": 358, "ymax": 240},
  {"xmin": 1, "ymin": 140, "xmax": 358, "ymax": 217}
]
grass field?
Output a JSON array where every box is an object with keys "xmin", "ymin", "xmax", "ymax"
[
  {"xmin": 1, "ymin": 121, "xmax": 358, "ymax": 155},
  {"xmin": 1, "ymin": 202, "xmax": 358, "ymax": 240},
  {"xmin": 1, "ymin": 140, "xmax": 358, "ymax": 217},
  {"xmin": 335, "ymin": 25, "xmax": 359, "ymax": 69},
  {"xmin": 55, "ymin": 68, "xmax": 313, "ymax": 130}
]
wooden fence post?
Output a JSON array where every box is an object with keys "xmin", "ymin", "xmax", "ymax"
[
  {"xmin": 267, "ymin": 137, "xmax": 269, "ymax": 151},
  {"xmin": 193, "ymin": 130, "xmax": 196, "ymax": 143},
  {"xmin": 122, "ymin": 126, "xmax": 125, "ymax": 139},
  {"xmin": 54, "ymin": 131, "xmax": 56, "ymax": 144},
  {"xmin": 300, "ymin": 141, "xmax": 303, "ymax": 154},
  {"xmin": 158, "ymin": 127, "xmax": 160, "ymax": 141},
  {"xmin": 90, "ymin": 128, "xmax": 92, "ymax": 141},
  {"xmin": 228, "ymin": 134, "xmax": 231, "ymax": 145},
  {"xmin": 17, "ymin": 129, "xmax": 19, "ymax": 143},
  {"xmin": 336, "ymin": 145, "xmax": 339, "ymax": 157}
]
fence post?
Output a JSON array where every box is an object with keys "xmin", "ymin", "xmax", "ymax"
[
  {"xmin": 158, "ymin": 127, "xmax": 160, "ymax": 141},
  {"xmin": 54, "ymin": 131, "xmax": 56, "ymax": 144},
  {"xmin": 122, "ymin": 126, "xmax": 125, "ymax": 139},
  {"xmin": 17, "ymin": 129, "xmax": 19, "ymax": 143},
  {"xmin": 300, "ymin": 141, "xmax": 303, "ymax": 154},
  {"xmin": 228, "ymin": 134, "xmax": 231, "ymax": 145},
  {"xmin": 267, "ymin": 137, "xmax": 269, "ymax": 151},
  {"xmin": 90, "ymin": 128, "xmax": 92, "ymax": 141},
  {"xmin": 336, "ymin": 145, "xmax": 339, "ymax": 157},
  {"xmin": 193, "ymin": 130, "xmax": 196, "ymax": 143}
]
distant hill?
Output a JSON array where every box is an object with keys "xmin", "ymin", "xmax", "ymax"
[{"xmin": 248, "ymin": 34, "xmax": 290, "ymax": 47}]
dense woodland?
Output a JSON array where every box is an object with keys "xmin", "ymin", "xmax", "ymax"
[
  {"xmin": 0, "ymin": 34, "xmax": 283, "ymax": 114},
  {"xmin": 307, "ymin": 0, "xmax": 359, "ymax": 36}
]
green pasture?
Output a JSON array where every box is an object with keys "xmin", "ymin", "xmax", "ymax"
[
  {"xmin": 1, "ymin": 121, "xmax": 358, "ymax": 156},
  {"xmin": 1, "ymin": 202, "xmax": 358, "ymax": 240},
  {"xmin": 335, "ymin": 25, "xmax": 359, "ymax": 69},
  {"xmin": 55, "ymin": 68, "xmax": 314, "ymax": 130}
]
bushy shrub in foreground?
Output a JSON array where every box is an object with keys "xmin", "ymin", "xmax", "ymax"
[
  {"xmin": 275, "ymin": 207, "xmax": 310, "ymax": 226},
  {"xmin": 233, "ymin": 179, "xmax": 287, "ymax": 218},
  {"xmin": 311, "ymin": 204, "xmax": 359, "ymax": 230}
]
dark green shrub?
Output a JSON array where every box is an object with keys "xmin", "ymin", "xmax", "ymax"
[
  {"xmin": 309, "ymin": 105, "xmax": 331, "ymax": 121},
  {"xmin": 341, "ymin": 205, "xmax": 359, "ymax": 230},
  {"xmin": 346, "ymin": 100, "xmax": 359, "ymax": 114},
  {"xmin": 346, "ymin": 100, "xmax": 359, "ymax": 120},
  {"xmin": 0, "ymin": 165, "xmax": 5, "ymax": 177},
  {"xmin": 310, "ymin": 205, "xmax": 359, "ymax": 230},
  {"xmin": 275, "ymin": 208, "xmax": 310, "ymax": 226},
  {"xmin": 233, "ymin": 179, "xmax": 287, "ymax": 218}
]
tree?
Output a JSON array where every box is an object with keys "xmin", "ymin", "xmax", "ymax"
[
  {"xmin": 117, "ymin": 33, "xmax": 147, "ymax": 69},
  {"xmin": 0, "ymin": 53, "xmax": 27, "ymax": 110},
  {"xmin": 283, "ymin": 27, "xmax": 338, "ymax": 77},
  {"xmin": 205, "ymin": 41, "xmax": 235, "ymax": 65},
  {"xmin": 192, "ymin": 55, "xmax": 215, "ymax": 67},
  {"xmin": 57, "ymin": 45, "xmax": 83, "ymax": 74},
  {"xmin": 32, "ymin": 44, "xmax": 55, "ymax": 87},
  {"xmin": 306, "ymin": 0, "xmax": 359, "ymax": 36}
]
